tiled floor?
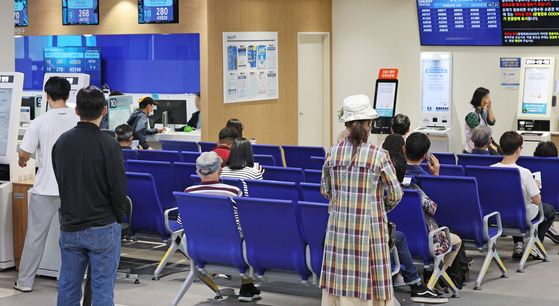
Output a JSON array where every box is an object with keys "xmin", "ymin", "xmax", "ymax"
[{"xmin": 1, "ymin": 234, "xmax": 559, "ymax": 305}]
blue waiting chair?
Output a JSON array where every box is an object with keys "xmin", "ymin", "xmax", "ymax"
[
  {"xmin": 171, "ymin": 193, "xmax": 249, "ymax": 304},
  {"xmin": 127, "ymin": 160, "xmax": 178, "ymax": 211},
  {"xmin": 125, "ymin": 172, "xmax": 184, "ymax": 281},
  {"xmin": 190, "ymin": 174, "xmax": 245, "ymax": 196},
  {"xmin": 457, "ymin": 154, "xmax": 502, "ymax": 167},
  {"xmin": 298, "ymin": 201, "xmax": 329, "ymax": 284},
  {"xmin": 281, "ymin": 145, "xmax": 326, "ymax": 169},
  {"xmin": 465, "ymin": 166, "xmax": 548, "ymax": 272},
  {"xmin": 517, "ymin": 156, "xmax": 559, "ymax": 211},
  {"xmin": 419, "ymin": 175, "xmax": 507, "ymax": 289},
  {"xmin": 300, "ymin": 182, "xmax": 328, "ymax": 204},
  {"xmin": 252, "ymin": 144, "xmax": 284, "ymax": 166},
  {"xmin": 138, "ymin": 150, "xmax": 181, "ymax": 163},
  {"xmin": 420, "ymin": 164, "xmax": 465, "ymax": 176},
  {"xmin": 198, "ymin": 141, "xmax": 217, "ymax": 152},
  {"xmin": 235, "ymin": 197, "xmax": 311, "ymax": 281},
  {"xmin": 388, "ymin": 189, "xmax": 459, "ymax": 297},
  {"xmin": 262, "ymin": 165, "xmax": 305, "ymax": 184},
  {"xmin": 160, "ymin": 140, "xmax": 199, "ymax": 152},
  {"xmin": 173, "ymin": 162, "xmax": 197, "ymax": 190},
  {"xmin": 122, "ymin": 149, "xmax": 138, "ymax": 160},
  {"xmin": 304, "ymin": 169, "xmax": 322, "ymax": 183},
  {"xmin": 310, "ymin": 156, "xmax": 325, "ymax": 170},
  {"xmin": 421, "ymin": 152, "xmax": 456, "ymax": 165},
  {"xmin": 180, "ymin": 151, "xmax": 201, "ymax": 163},
  {"xmin": 254, "ymin": 154, "xmax": 276, "ymax": 166},
  {"xmin": 244, "ymin": 179, "xmax": 300, "ymax": 202}
]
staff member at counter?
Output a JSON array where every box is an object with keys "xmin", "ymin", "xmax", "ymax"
[
  {"xmin": 187, "ymin": 92, "xmax": 201, "ymax": 129},
  {"xmin": 464, "ymin": 87, "xmax": 496, "ymax": 153},
  {"xmin": 127, "ymin": 96, "xmax": 165, "ymax": 150}
]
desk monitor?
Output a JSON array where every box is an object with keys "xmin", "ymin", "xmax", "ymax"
[
  {"xmin": 420, "ymin": 52, "xmax": 453, "ymax": 129},
  {"xmin": 151, "ymin": 100, "xmax": 187, "ymax": 125},
  {"xmin": 21, "ymin": 96, "xmax": 35, "ymax": 123},
  {"xmin": 371, "ymin": 79, "xmax": 398, "ymax": 134}
]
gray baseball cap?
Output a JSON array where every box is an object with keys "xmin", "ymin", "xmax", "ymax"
[{"xmin": 196, "ymin": 152, "xmax": 221, "ymax": 175}]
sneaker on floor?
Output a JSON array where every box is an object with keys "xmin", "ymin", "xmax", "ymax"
[
  {"xmin": 13, "ymin": 282, "xmax": 32, "ymax": 293},
  {"xmin": 410, "ymin": 282, "xmax": 448, "ymax": 304},
  {"xmin": 545, "ymin": 228, "xmax": 559, "ymax": 244},
  {"xmin": 238, "ymin": 283, "xmax": 261, "ymax": 302},
  {"xmin": 530, "ymin": 248, "xmax": 544, "ymax": 260},
  {"xmin": 393, "ymin": 273, "xmax": 406, "ymax": 288},
  {"xmin": 512, "ymin": 243, "xmax": 524, "ymax": 259}
]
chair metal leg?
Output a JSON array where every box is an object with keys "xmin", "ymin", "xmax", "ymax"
[
  {"xmin": 474, "ymin": 239, "xmax": 507, "ymax": 290},
  {"xmin": 197, "ymin": 273, "xmax": 223, "ymax": 300},
  {"xmin": 171, "ymin": 261, "xmax": 196, "ymax": 306},
  {"xmin": 153, "ymin": 233, "xmax": 184, "ymax": 280},
  {"xmin": 117, "ymin": 270, "xmax": 141, "ymax": 284},
  {"xmin": 426, "ymin": 256, "xmax": 459, "ymax": 298},
  {"xmin": 518, "ymin": 227, "xmax": 539, "ymax": 273}
]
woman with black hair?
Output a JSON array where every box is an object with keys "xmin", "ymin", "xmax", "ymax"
[
  {"xmin": 221, "ymin": 138, "xmax": 264, "ymax": 195},
  {"xmin": 464, "ymin": 87, "xmax": 496, "ymax": 153},
  {"xmin": 226, "ymin": 118, "xmax": 244, "ymax": 139}
]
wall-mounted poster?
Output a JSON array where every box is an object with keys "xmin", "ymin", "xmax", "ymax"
[{"xmin": 223, "ymin": 32, "xmax": 278, "ymax": 103}]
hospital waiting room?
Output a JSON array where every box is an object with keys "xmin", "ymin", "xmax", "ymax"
[{"xmin": 1, "ymin": 0, "xmax": 559, "ymax": 305}]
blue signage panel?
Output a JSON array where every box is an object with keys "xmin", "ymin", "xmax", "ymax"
[
  {"xmin": 138, "ymin": 0, "xmax": 179, "ymax": 23},
  {"xmin": 43, "ymin": 47, "xmax": 102, "ymax": 87},
  {"xmin": 63, "ymin": 0, "xmax": 99, "ymax": 25},
  {"xmin": 14, "ymin": 1, "xmax": 28, "ymax": 27}
]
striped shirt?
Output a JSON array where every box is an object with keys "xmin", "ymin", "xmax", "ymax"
[
  {"xmin": 177, "ymin": 181, "xmax": 242, "ymax": 225},
  {"xmin": 221, "ymin": 166, "xmax": 263, "ymax": 196}
]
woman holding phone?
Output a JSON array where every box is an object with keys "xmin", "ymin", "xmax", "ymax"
[{"xmin": 464, "ymin": 87, "xmax": 497, "ymax": 153}]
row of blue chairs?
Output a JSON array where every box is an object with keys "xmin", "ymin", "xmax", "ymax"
[
  {"xmin": 159, "ymin": 140, "xmax": 326, "ymax": 168},
  {"xmin": 123, "ymin": 149, "xmax": 280, "ymax": 167}
]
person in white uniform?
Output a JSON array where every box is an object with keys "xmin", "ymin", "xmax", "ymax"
[{"xmin": 14, "ymin": 77, "xmax": 80, "ymax": 292}]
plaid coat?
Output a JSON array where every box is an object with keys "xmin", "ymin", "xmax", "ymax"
[{"xmin": 320, "ymin": 139, "xmax": 403, "ymax": 300}]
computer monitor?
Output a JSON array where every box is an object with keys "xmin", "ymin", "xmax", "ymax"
[
  {"xmin": 151, "ymin": 100, "xmax": 187, "ymax": 125},
  {"xmin": 21, "ymin": 96, "xmax": 35, "ymax": 121}
]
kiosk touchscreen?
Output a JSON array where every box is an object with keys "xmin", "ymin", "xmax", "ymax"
[
  {"xmin": 414, "ymin": 52, "xmax": 461, "ymax": 153},
  {"xmin": 40, "ymin": 73, "xmax": 90, "ymax": 115},
  {"xmin": 0, "ymin": 72, "xmax": 35, "ymax": 269},
  {"xmin": 371, "ymin": 79, "xmax": 398, "ymax": 134},
  {"xmin": 516, "ymin": 57, "xmax": 556, "ymax": 155}
]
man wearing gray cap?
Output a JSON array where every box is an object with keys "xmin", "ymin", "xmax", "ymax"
[{"xmin": 179, "ymin": 152, "xmax": 262, "ymax": 302}]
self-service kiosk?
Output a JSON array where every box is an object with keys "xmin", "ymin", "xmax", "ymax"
[
  {"xmin": 516, "ymin": 57, "xmax": 556, "ymax": 156},
  {"xmin": 0, "ymin": 72, "xmax": 35, "ymax": 269},
  {"xmin": 371, "ymin": 79, "xmax": 398, "ymax": 134},
  {"xmin": 40, "ymin": 73, "xmax": 90, "ymax": 115},
  {"xmin": 414, "ymin": 52, "xmax": 462, "ymax": 153}
]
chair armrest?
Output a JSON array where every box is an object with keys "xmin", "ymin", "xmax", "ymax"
[
  {"xmin": 428, "ymin": 226, "xmax": 452, "ymax": 258},
  {"xmin": 164, "ymin": 207, "xmax": 179, "ymax": 234},
  {"xmin": 483, "ymin": 211, "xmax": 502, "ymax": 241},
  {"xmin": 391, "ymin": 246, "xmax": 400, "ymax": 277}
]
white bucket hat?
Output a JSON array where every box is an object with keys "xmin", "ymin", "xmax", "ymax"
[{"xmin": 338, "ymin": 94, "xmax": 379, "ymax": 122}]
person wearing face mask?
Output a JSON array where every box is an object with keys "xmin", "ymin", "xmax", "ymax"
[
  {"xmin": 464, "ymin": 87, "xmax": 496, "ymax": 153},
  {"xmin": 127, "ymin": 96, "xmax": 166, "ymax": 150}
]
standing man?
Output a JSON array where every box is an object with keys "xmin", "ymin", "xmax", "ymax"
[
  {"xmin": 126, "ymin": 96, "xmax": 165, "ymax": 150},
  {"xmin": 52, "ymin": 86, "xmax": 127, "ymax": 305},
  {"xmin": 14, "ymin": 77, "xmax": 79, "ymax": 293}
]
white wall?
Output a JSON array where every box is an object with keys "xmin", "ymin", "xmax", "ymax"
[
  {"xmin": 333, "ymin": 0, "xmax": 559, "ymax": 149},
  {"xmin": 0, "ymin": 1, "xmax": 14, "ymax": 71}
]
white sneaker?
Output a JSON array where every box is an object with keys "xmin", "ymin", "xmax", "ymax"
[{"xmin": 14, "ymin": 282, "xmax": 32, "ymax": 293}]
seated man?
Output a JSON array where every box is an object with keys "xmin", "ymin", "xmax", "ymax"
[
  {"xmin": 212, "ymin": 127, "xmax": 239, "ymax": 167},
  {"xmin": 491, "ymin": 131, "xmax": 556, "ymax": 258},
  {"xmin": 391, "ymin": 114, "xmax": 411, "ymax": 139},
  {"xmin": 405, "ymin": 132, "xmax": 440, "ymax": 176},
  {"xmin": 115, "ymin": 124, "xmax": 135, "ymax": 149},
  {"xmin": 470, "ymin": 125, "xmax": 492, "ymax": 155},
  {"xmin": 534, "ymin": 141, "xmax": 558, "ymax": 157},
  {"xmin": 180, "ymin": 152, "xmax": 261, "ymax": 302}
]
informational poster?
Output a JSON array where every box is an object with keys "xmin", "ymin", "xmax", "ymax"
[
  {"xmin": 522, "ymin": 67, "xmax": 550, "ymax": 115},
  {"xmin": 422, "ymin": 59, "xmax": 450, "ymax": 113},
  {"xmin": 500, "ymin": 58, "xmax": 521, "ymax": 89},
  {"xmin": 223, "ymin": 32, "xmax": 279, "ymax": 103}
]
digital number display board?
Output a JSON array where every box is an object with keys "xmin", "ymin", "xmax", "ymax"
[
  {"xmin": 417, "ymin": 0, "xmax": 559, "ymax": 46},
  {"xmin": 63, "ymin": 0, "xmax": 99, "ymax": 25},
  {"xmin": 43, "ymin": 47, "xmax": 101, "ymax": 87},
  {"xmin": 15, "ymin": 1, "xmax": 28, "ymax": 27},
  {"xmin": 138, "ymin": 0, "xmax": 179, "ymax": 24}
]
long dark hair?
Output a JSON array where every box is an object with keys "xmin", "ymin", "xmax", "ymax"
[
  {"xmin": 470, "ymin": 87, "xmax": 490, "ymax": 107},
  {"xmin": 226, "ymin": 118, "xmax": 244, "ymax": 138},
  {"xmin": 344, "ymin": 120, "xmax": 369, "ymax": 147},
  {"xmin": 225, "ymin": 138, "xmax": 254, "ymax": 169}
]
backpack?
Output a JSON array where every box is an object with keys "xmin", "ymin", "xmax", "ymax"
[{"xmin": 445, "ymin": 227, "xmax": 470, "ymax": 289}]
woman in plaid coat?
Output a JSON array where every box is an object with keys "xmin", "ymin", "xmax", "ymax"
[{"xmin": 321, "ymin": 95, "xmax": 403, "ymax": 305}]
